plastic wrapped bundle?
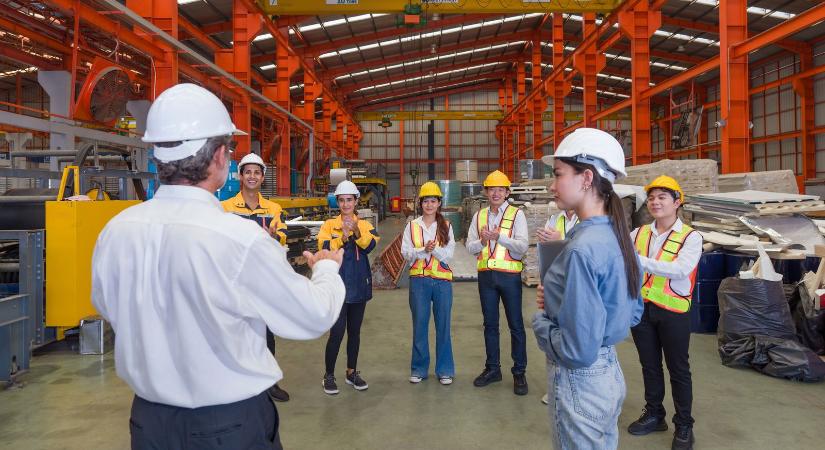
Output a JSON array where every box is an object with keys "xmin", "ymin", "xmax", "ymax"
[{"xmin": 624, "ymin": 159, "xmax": 718, "ymax": 196}]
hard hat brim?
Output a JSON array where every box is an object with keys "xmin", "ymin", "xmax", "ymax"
[{"xmin": 152, "ymin": 138, "xmax": 207, "ymax": 163}]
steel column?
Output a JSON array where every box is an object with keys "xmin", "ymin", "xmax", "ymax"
[
  {"xmin": 126, "ymin": 0, "xmax": 179, "ymax": 96},
  {"xmin": 573, "ymin": 14, "xmax": 604, "ymax": 128},
  {"xmin": 719, "ymin": 0, "xmax": 750, "ymax": 173},
  {"xmin": 794, "ymin": 46, "xmax": 816, "ymax": 191},
  {"xmin": 552, "ymin": 14, "xmax": 569, "ymax": 149}
]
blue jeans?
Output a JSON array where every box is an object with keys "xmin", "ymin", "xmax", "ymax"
[
  {"xmin": 546, "ymin": 346, "xmax": 626, "ymax": 450},
  {"xmin": 409, "ymin": 277, "xmax": 455, "ymax": 378},
  {"xmin": 478, "ymin": 270, "xmax": 527, "ymax": 374}
]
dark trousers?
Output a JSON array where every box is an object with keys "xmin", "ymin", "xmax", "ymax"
[
  {"xmin": 631, "ymin": 302, "xmax": 694, "ymax": 426},
  {"xmin": 325, "ymin": 302, "xmax": 367, "ymax": 374},
  {"xmin": 129, "ymin": 391, "xmax": 282, "ymax": 450},
  {"xmin": 478, "ymin": 270, "xmax": 527, "ymax": 374}
]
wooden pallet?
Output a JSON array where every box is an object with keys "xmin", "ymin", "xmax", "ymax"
[{"xmin": 522, "ymin": 276, "xmax": 540, "ymax": 287}]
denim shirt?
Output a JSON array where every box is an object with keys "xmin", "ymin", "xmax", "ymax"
[{"xmin": 532, "ymin": 216, "xmax": 644, "ymax": 369}]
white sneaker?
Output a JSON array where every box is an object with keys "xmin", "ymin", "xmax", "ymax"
[
  {"xmin": 439, "ymin": 376, "xmax": 453, "ymax": 385},
  {"xmin": 541, "ymin": 393, "xmax": 549, "ymax": 405},
  {"xmin": 409, "ymin": 376, "xmax": 423, "ymax": 383}
]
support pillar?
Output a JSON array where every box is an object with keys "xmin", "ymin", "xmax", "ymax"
[
  {"xmin": 793, "ymin": 46, "xmax": 816, "ymax": 192},
  {"xmin": 445, "ymin": 96, "xmax": 451, "ymax": 179},
  {"xmin": 399, "ymin": 105, "xmax": 405, "ymax": 198},
  {"xmin": 573, "ymin": 13, "xmax": 605, "ymax": 128},
  {"xmin": 126, "ymin": 0, "xmax": 178, "ymax": 96},
  {"xmin": 37, "ymin": 71, "xmax": 74, "ymax": 182},
  {"xmin": 531, "ymin": 35, "xmax": 545, "ymax": 159},
  {"xmin": 719, "ymin": 0, "xmax": 750, "ymax": 173},
  {"xmin": 552, "ymin": 14, "xmax": 571, "ymax": 150},
  {"xmin": 619, "ymin": 2, "xmax": 660, "ymax": 165},
  {"xmin": 274, "ymin": 37, "xmax": 299, "ymax": 196}
]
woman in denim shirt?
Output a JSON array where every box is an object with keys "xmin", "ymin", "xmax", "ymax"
[{"xmin": 532, "ymin": 128, "xmax": 644, "ymax": 450}]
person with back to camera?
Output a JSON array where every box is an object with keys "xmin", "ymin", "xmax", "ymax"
[{"xmin": 532, "ymin": 127, "xmax": 644, "ymax": 450}]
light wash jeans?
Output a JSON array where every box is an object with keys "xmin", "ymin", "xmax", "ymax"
[
  {"xmin": 409, "ymin": 276, "xmax": 455, "ymax": 378},
  {"xmin": 546, "ymin": 346, "xmax": 626, "ymax": 450}
]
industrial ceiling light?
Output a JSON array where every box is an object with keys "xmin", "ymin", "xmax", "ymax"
[{"xmin": 379, "ymin": 115, "xmax": 393, "ymax": 128}]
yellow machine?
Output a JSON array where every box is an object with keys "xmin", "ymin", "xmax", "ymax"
[{"xmin": 45, "ymin": 166, "xmax": 140, "ymax": 327}]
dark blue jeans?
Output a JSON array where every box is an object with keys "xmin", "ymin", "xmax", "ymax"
[{"xmin": 478, "ymin": 270, "xmax": 527, "ymax": 374}]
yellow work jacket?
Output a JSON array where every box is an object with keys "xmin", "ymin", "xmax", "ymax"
[{"xmin": 221, "ymin": 191, "xmax": 287, "ymax": 245}]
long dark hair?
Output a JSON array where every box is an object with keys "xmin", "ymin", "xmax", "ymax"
[
  {"xmin": 565, "ymin": 159, "xmax": 641, "ymax": 297},
  {"xmin": 419, "ymin": 197, "xmax": 451, "ymax": 246}
]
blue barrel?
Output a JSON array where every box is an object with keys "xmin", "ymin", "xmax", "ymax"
[
  {"xmin": 216, "ymin": 160, "xmax": 240, "ymax": 200},
  {"xmin": 442, "ymin": 210, "xmax": 464, "ymax": 240},
  {"xmin": 327, "ymin": 192, "xmax": 339, "ymax": 209},
  {"xmin": 146, "ymin": 149, "xmax": 159, "ymax": 199}
]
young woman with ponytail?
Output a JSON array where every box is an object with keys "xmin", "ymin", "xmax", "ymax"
[
  {"xmin": 532, "ymin": 128, "xmax": 644, "ymax": 450},
  {"xmin": 401, "ymin": 182, "xmax": 456, "ymax": 385}
]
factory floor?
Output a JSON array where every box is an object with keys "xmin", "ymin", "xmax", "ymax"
[{"xmin": 2, "ymin": 216, "xmax": 824, "ymax": 450}]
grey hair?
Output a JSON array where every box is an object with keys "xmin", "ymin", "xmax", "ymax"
[{"xmin": 153, "ymin": 135, "xmax": 232, "ymax": 185}]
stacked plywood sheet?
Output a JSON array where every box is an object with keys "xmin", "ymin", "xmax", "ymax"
[
  {"xmin": 718, "ymin": 170, "xmax": 798, "ymax": 194},
  {"xmin": 521, "ymin": 202, "xmax": 560, "ymax": 286},
  {"xmin": 624, "ymin": 159, "xmax": 718, "ymax": 196}
]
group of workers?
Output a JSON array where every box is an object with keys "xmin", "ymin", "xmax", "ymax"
[{"xmin": 91, "ymin": 83, "xmax": 701, "ymax": 450}]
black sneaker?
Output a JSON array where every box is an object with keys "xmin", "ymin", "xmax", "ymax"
[
  {"xmin": 345, "ymin": 371, "xmax": 368, "ymax": 391},
  {"xmin": 322, "ymin": 373, "xmax": 339, "ymax": 395},
  {"xmin": 473, "ymin": 367, "xmax": 503, "ymax": 387},
  {"xmin": 267, "ymin": 383, "xmax": 290, "ymax": 402},
  {"xmin": 672, "ymin": 425, "xmax": 695, "ymax": 450},
  {"xmin": 513, "ymin": 374, "xmax": 528, "ymax": 395},
  {"xmin": 627, "ymin": 408, "xmax": 668, "ymax": 435}
]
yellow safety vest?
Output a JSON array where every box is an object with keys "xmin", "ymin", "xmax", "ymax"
[
  {"xmin": 477, "ymin": 205, "xmax": 524, "ymax": 273},
  {"xmin": 634, "ymin": 224, "xmax": 698, "ymax": 313},
  {"xmin": 555, "ymin": 214, "xmax": 578, "ymax": 240},
  {"xmin": 408, "ymin": 221, "xmax": 453, "ymax": 281}
]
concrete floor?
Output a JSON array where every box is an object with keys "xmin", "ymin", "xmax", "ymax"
[{"xmin": 2, "ymin": 217, "xmax": 824, "ymax": 449}]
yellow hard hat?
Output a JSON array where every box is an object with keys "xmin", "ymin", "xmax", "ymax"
[
  {"xmin": 645, "ymin": 175, "xmax": 684, "ymax": 201},
  {"xmin": 419, "ymin": 181, "xmax": 443, "ymax": 198},
  {"xmin": 483, "ymin": 170, "xmax": 511, "ymax": 188}
]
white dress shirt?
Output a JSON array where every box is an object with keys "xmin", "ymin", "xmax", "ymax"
[
  {"xmin": 92, "ymin": 185, "xmax": 345, "ymax": 408},
  {"xmin": 630, "ymin": 218, "xmax": 702, "ymax": 297},
  {"xmin": 401, "ymin": 216, "xmax": 456, "ymax": 265},
  {"xmin": 466, "ymin": 204, "xmax": 529, "ymax": 260}
]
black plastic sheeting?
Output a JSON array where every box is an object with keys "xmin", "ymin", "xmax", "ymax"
[
  {"xmin": 717, "ymin": 277, "xmax": 825, "ymax": 382},
  {"xmin": 789, "ymin": 283, "xmax": 825, "ymax": 356}
]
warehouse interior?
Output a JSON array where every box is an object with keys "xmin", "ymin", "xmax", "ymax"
[{"xmin": 2, "ymin": 0, "xmax": 825, "ymax": 449}]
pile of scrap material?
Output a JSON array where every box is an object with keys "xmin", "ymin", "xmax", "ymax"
[
  {"xmin": 521, "ymin": 202, "xmax": 561, "ymax": 287},
  {"xmin": 371, "ymin": 231, "xmax": 405, "ymax": 289},
  {"xmin": 623, "ymin": 159, "xmax": 718, "ymax": 197},
  {"xmin": 686, "ymin": 190, "xmax": 825, "ymax": 257},
  {"xmin": 718, "ymin": 169, "xmax": 799, "ymax": 194},
  {"xmin": 285, "ymin": 225, "xmax": 315, "ymax": 275}
]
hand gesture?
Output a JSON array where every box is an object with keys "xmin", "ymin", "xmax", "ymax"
[
  {"xmin": 304, "ymin": 249, "xmax": 344, "ymax": 268},
  {"xmin": 536, "ymin": 227, "xmax": 562, "ymax": 243},
  {"xmin": 341, "ymin": 217, "xmax": 354, "ymax": 238},
  {"xmin": 480, "ymin": 225, "xmax": 490, "ymax": 245},
  {"xmin": 536, "ymin": 284, "xmax": 545, "ymax": 310},
  {"xmin": 424, "ymin": 240, "xmax": 436, "ymax": 253}
]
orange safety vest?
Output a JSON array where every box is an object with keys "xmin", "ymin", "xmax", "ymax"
[
  {"xmin": 634, "ymin": 224, "xmax": 698, "ymax": 313},
  {"xmin": 477, "ymin": 205, "xmax": 524, "ymax": 273},
  {"xmin": 408, "ymin": 221, "xmax": 453, "ymax": 281}
]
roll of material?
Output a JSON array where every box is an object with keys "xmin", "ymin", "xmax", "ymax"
[
  {"xmin": 330, "ymin": 168, "xmax": 352, "ymax": 186},
  {"xmin": 519, "ymin": 159, "xmax": 545, "ymax": 181},
  {"xmin": 460, "ymin": 182, "xmax": 483, "ymax": 199},
  {"xmin": 442, "ymin": 210, "xmax": 464, "ymax": 241},
  {"xmin": 433, "ymin": 180, "xmax": 462, "ymax": 207}
]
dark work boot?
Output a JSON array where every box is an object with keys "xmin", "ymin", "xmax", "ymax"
[
  {"xmin": 672, "ymin": 425, "xmax": 695, "ymax": 450},
  {"xmin": 473, "ymin": 367, "xmax": 503, "ymax": 387},
  {"xmin": 627, "ymin": 408, "xmax": 668, "ymax": 435}
]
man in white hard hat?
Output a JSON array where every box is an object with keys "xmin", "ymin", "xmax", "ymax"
[
  {"xmin": 92, "ymin": 83, "xmax": 345, "ymax": 449},
  {"xmin": 222, "ymin": 153, "xmax": 290, "ymax": 402}
]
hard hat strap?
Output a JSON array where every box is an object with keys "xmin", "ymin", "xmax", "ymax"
[{"xmin": 573, "ymin": 154, "xmax": 617, "ymax": 184}]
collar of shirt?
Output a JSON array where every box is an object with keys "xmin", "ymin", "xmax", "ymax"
[
  {"xmin": 414, "ymin": 216, "xmax": 438, "ymax": 231},
  {"xmin": 567, "ymin": 215, "xmax": 610, "ymax": 239},
  {"xmin": 231, "ymin": 191, "xmax": 266, "ymax": 211},
  {"xmin": 155, "ymin": 184, "xmax": 221, "ymax": 208},
  {"xmin": 649, "ymin": 218, "xmax": 683, "ymax": 238}
]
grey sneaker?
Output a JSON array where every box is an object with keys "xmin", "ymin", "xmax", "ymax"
[
  {"xmin": 346, "ymin": 370, "xmax": 368, "ymax": 391},
  {"xmin": 322, "ymin": 373, "xmax": 339, "ymax": 395}
]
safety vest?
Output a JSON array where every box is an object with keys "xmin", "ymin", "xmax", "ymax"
[
  {"xmin": 408, "ymin": 221, "xmax": 453, "ymax": 281},
  {"xmin": 477, "ymin": 205, "xmax": 524, "ymax": 273},
  {"xmin": 634, "ymin": 224, "xmax": 698, "ymax": 313},
  {"xmin": 556, "ymin": 214, "xmax": 578, "ymax": 240}
]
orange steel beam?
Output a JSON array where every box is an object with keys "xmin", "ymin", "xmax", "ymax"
[
  {"xmin": 551, "ymin": 13, "xmax": 570, "ymax": 149},
  {"xmin": 350, "ymin": 79, "xmax": 503, "ymax": 110},
  {"xmin": 301, "ymin": 14, "xmax": 497, "ymax": 57},
  {"xmin": 516, "ymin": 61, "xmax": 527, "ymax": 175},
  {"xmin": 531, "ymin": 32, "xmax": 545, "ymax": 158},
  {"xmin": 399, "ymin": 104, "xmax": 405, "ymax": 197},
  {"xmin": 794, "ymin": 47, "xmax": 816, "ymax": 189},
  {"xmin": 445, "ymin": 96, "xmax": 450, "ymax": 178},
  {"xmin": 573, "ymin": 13, "xmax": 604, "ymax": 127},
  {"xmin": 353, "ymin": 78, "xmax": 505, "ymax": 110},
  {"xmin": 619, "ymin": 1, "xmax": 660, "ymax": 165},
  {"xmin": 201, "ymin": 21, "xmax": 232, "ymax": 35},
  {"xmin": 179, "ymin": 16, "xmax": 223, "ymax": 52},
  {"xmin": 0, "ymin": 15, "xmax": 71, "ymax": 56},
  {"xmin": 0, "ymin": 46, "xmax": 62, "ymax": 70},
  {"xmin": 341, "ymin": 56, "xmax": 518, "ymax": 97},
  {"xmin": 662, "ymin": 15, "xmax": 809, "ymax": 54},
  {"xmin": 315, "ymin": 30, "xmax": 535, "ymax": 79},
  {"xmin": 126, "ymin": 0, "xmax": 179, "ymax": 96},
  {"xmin": 732, "ymin": 2, "xmax": 825, "ymax": 58},
  {"xmin": 719, "ymin": 0, "xmax": 750, "ymax": 174}
]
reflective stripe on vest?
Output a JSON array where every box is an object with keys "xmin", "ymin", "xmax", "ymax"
[
  {"xmin": 555, "ymin": 214, "xmax": 578, "ymax": 240},
  {"xmin": 634, "ymin": 224, "xmax": 697, "ymax": 313},
  {"xmin": 477, "ymin": 205, "xmax": 524, "ymax": 273},
  {"xmin": 409, "ymin": 221, "xmax": 453, "ymax": 281}
]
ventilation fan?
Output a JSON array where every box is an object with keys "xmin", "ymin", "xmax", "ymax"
[{"xmin": 75, "ymin": 57, "xmax": 136, "ymax": 126}]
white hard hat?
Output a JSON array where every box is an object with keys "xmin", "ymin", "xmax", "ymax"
[
  {"xmin": 142, "ymin": 83, "xmax": 248, "ymax": 162},
  {"xmin": 239, "ymin": 153, "xmax": 266, "ymax": 174},
  {"xmin": 333, "ymin": 180, "xmax": 360, "ymax": 199},
  {"xmin": 541, "ymin": 128, "xmax": 627, "ymax": 183}
]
